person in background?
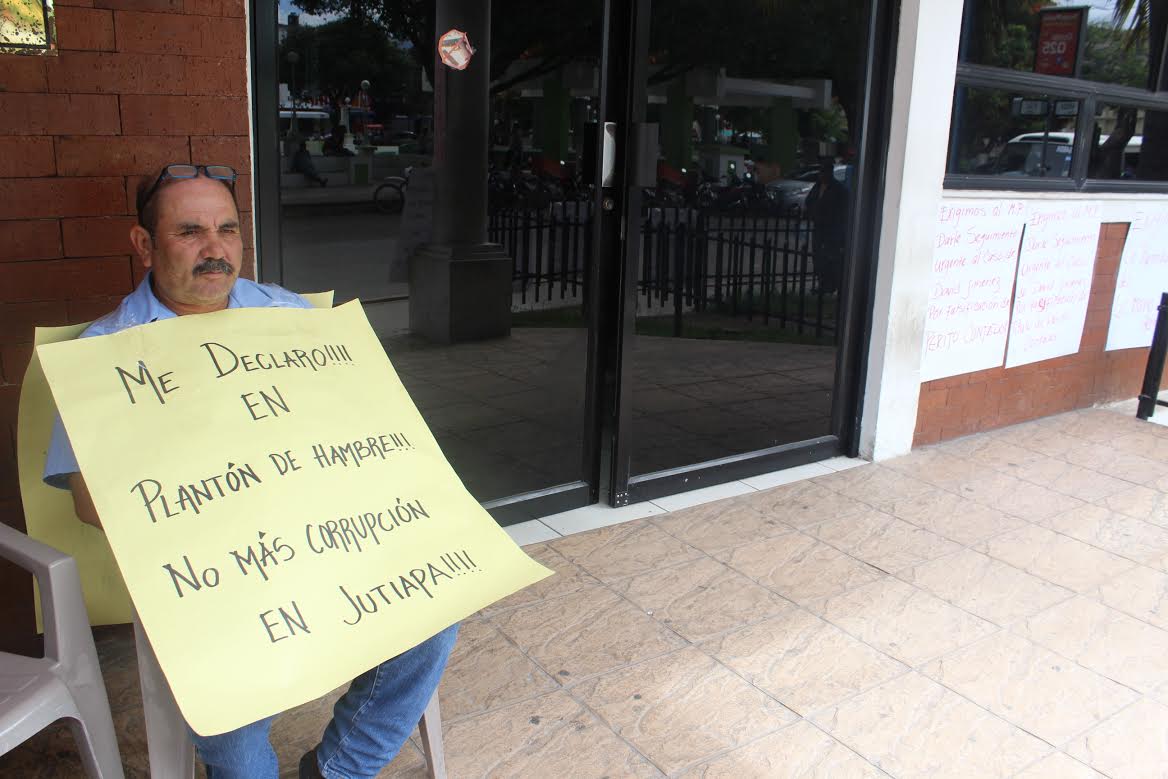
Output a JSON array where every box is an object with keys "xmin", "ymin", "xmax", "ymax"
[{"xmin": 291, "ymin": 141, "xmax": 327, "ymax": 187}]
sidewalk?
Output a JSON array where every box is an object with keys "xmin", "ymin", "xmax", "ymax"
[{"xmin": 5, "ymin": 406, "xmax": 1168, "ymax": 777}]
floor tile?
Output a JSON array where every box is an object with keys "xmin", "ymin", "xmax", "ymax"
[
  {"xmin": 898, "ymin": 548, "xmax": 1073, "ymax": 626},
  {"xmin": 651, "ymin": 499, "xmax": 790, "ymax": 553},
  {"xmin": 811, "ymin": 508, "xmax": 962, "ymax": 573},
  {"xmin": 1014, "ymin": 751, "xmax": 1106, "ymax": 779},
  {"xmin": 503, "ymin": 519, "xmax": 560, "ymax": 546},
  {"xmin": 1096, "ymin": 484, "xmax": 1168, "ymax": 528},
  {"xmin": 813, "ymin": 464, "xmax": 935, "ymax": 511},
  {"xmin": 539, "ymin": 501, "xmax": 666, "ymax": 536},
  {"xmin": 1064, "ymin": 441, "xmax": 1168, "ymax": 485},
  {"xmin": 1015, "ymin": 596, "xmax": 1168, "ymax": 696},
  {"xmin": 611, "ymin": 556, "xmax": 791, "ymax": 642},
  {"xmin": 680, "ymin": 720, "xmax": 883, "ymax": 778},
  {"xmin": 922, "ymin": 632, "xmax": 1138, "ymax": 745},
  {"xmin": 816, "ymin": 578, "xmax": 997, "ymax": 667},
  {"xmin": 1010, "ymin": 458, "xmax": 1133, "ymax": 503},
  {"xmin": 980, "ymin": 478, "xmax": 1086, "ymax": 521},
  {"xmin": 1066, "ymin": 699, "xmax": 1168, "ymax": 779},
  {"xmin": 490, "ymin": 586, "xmax": 686, "ymax": 685},
  {"xmin": 820, "ymin": 456, "xmax": 871, "ymax": 472},
  {"xmin": 811, "ymin": 672, "xmax": 1049, "ymax": 778},
  {"xmin": 718, "ymin": 532, "xmax": 886, "ymax": 606},
  {"xmin": 978, "ymin": 525, "xmax": 1136, "ymax": 593},
  {"xmin": 572, "ymin": 647, "xmax": 795, "ymax": 775},
  {"xmin": 741, "ymin": 461, "xmax": 835, "ymax": 490},
  {"xmin": 478, "ymin": 543, "xmax": 601, "ymax": 615},
  {"xmin": 650, "ymin": 481, "xmax": 757, "ymax": 512},
  {"xmin": 700, "ymin": 608, "xmax": 906, "ymax": 716},
  {"xmin": 441, "ymin": 691, "xmax": 662, "ymax": 778},
  {"xmin": 1038, "ymin": 503, "xmax": 1168, "ymax": 569},
  {"xmin": 437, "ymin": 620, "xmax": 558, "ymax": 721},
  {"xmin": 880, "ymin": 487, "xmax": 1027, "ymax": 545},
  {"xmin": 548, "ymin": 520, "xmax": 703, "ymax": 582},
  {"xmin": 1094, "ymin": 565, "xmax": 1168, "ymax": 630},
  {"xmin": 754, "ymin": 481, "xmax": 873, "ymax": 530}
]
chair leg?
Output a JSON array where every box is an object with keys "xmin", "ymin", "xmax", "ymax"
[
  {"xmin": 417, "ymin": 690, "xmax": 446, "ymax": 779},
  {"xmin": 67, "ymin": 705, "xmax": 125, "ymax": 779},
  {"xmin": 133, "ymin": 616, "xmax": 196, "ymax": 779}
]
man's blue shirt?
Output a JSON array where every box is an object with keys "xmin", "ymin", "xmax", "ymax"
[{"xmin": 43, "ymin": 273, "xmax": 311, "ymax": 489}]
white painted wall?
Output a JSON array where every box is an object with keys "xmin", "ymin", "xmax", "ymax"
[{"xmin": 859, "ymin": 0, "xmax": 965, "ymax": 461}]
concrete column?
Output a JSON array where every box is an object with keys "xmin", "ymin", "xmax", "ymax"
[
  {"xmin": 767, "ymin": 97, "xmax": 797, "ymax": 173},
  {"xmin": 661, "ymin": 78, "xmax": 693, "ymax": 170},
  {"xmin": 858, "ymin": 0, "xmax": 963, "ymax": 459},
  {"xmin": 411, "ymin": 0, "xmax": 511, "ymax": 343}
]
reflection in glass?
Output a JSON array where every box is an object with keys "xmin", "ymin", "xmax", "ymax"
[
  {"xmin": 948, "ymin": 87, "xmax": 1079, "ymax": 178},
  {"xmin": 627, "ymin": 0, "xmax": 868, "ymax": 476},
  {"xmin": 961, "ymin": 1, "xmax": 1156, "ymax": 90},
  {"xmin": 1091, "ymin": 105, "xmax": 1168, "ymax": 181},
  {"xmin": 271, "ymin": 3, "xmax": 601, "ymax": 503}
]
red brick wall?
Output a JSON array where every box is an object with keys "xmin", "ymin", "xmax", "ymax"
[
  {"xmin": 915, "ymin": 222, "xmax": 1161, "ymax": 445},
  {"xmin": 0, "ymin": 0, "xmax": 252, "ymax": 643}
]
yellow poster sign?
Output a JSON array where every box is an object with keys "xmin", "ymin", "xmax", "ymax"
[{"xmin": 36, "ymin": 300, "xmax": 551, "ymax": 736}]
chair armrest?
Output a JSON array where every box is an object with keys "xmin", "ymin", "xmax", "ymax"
[
  {"xmin": 0, "ymin": 521, "xmax": 92, "ymax": 662},
  {"xmin": 0, "ymin": 520, "xmax": 71, "ymax": 576}
]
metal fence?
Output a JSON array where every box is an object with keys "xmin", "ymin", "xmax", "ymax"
[{"xmin": 488, "ymin": 204, "xmax": 837, "ymax": 338}]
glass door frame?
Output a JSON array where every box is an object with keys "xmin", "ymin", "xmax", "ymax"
[{"xmin": 598, "ymin": 0, "xmax": 900, "ymax": 505}]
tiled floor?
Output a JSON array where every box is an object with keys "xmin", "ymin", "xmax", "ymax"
[{"xmin": 7, "ymin": 407, "xmax": 1168, "ymax": 777}]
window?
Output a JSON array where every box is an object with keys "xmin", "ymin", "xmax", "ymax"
[{"xmin": 947, "ymin": 1, "xmax": 1168, "ymax": 190}]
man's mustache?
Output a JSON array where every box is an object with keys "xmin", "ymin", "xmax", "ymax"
[{"xmin": 193, "ymin": 258, "xmax": 235, "ymax": 276}]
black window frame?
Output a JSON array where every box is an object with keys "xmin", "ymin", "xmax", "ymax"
[{"xmin": 947, "ymin": 19, "xmax": 1168, "ymax": 193}]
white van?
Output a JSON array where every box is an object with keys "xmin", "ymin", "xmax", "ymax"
[{"xmin": 995, "ymin": 131, "xmax": 1142, "ymax": 177}]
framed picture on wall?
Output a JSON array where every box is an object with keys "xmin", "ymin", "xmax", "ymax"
[{"xmin": 0, "ymin": 0, "xmax": 56, "ymax": 55}]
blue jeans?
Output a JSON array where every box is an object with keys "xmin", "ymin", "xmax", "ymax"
[{"xmin": 192, "ymin": 624, "xmax": 459, "ymax": 779}]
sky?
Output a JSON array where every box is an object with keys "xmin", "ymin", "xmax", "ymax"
[{"xmin": 278, "ymin": 0, "xmax": 335, "ymax": 26}]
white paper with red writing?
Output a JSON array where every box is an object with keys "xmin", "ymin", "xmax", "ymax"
[
  {"xmin": 1005, "ymin": 203, "xmax": 1101, "ymax": 368},
  {"xmin": 920, "ymin": 199, "xmax": 1027, "ymax": 382},
  {"xmin": 1106, "ymin": 204, "xmax": 1168, "ymax": 351}
]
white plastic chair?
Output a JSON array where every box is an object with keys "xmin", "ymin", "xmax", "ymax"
[{"xmin": 0, "ymin": 522, "xmax": 124, "ymax": 778}]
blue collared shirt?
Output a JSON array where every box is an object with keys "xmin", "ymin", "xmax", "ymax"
[{"xmin": 43, "ymin": 273, "xmax": 312, "ymax": 489}]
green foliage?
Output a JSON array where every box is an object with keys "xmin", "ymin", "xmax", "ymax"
[
  {"xmin": 1083, "ymin": 20, "xmax": 1150, "ymax": 88},
  {"xmin": 279, "ymin": 17, "xmax": 419, "ymax": 108}
]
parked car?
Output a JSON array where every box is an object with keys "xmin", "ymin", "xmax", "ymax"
[{"xmin": 766, "ymin": 164, "xmax": 849, "ymax": 210}]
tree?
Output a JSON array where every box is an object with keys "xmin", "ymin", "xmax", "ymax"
[{"xmin": 1112, "ymin": 0, "xmax": 1168, "ymax": 180}]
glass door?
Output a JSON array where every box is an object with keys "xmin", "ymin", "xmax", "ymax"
[
  {"xmin": 604, "ymin": 0, "xmax": 892, "ymax": 503},
  {"xmin": 253, "ymin": 0, "xmax": 608, "ymax": 523}
]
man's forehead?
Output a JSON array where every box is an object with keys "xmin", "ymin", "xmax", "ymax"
[{"xmin": 154, "ymin": 177, "xmax": 238, "ymax": 219}]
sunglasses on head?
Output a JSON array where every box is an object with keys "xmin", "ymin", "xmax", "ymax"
[{"xmin": 137, "ymin": 164, "xmax": 237, "ymax": 222}]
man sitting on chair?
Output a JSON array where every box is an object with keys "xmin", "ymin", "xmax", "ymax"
[{"xmin": 42, "ymin": 163, "xmax": 459, "ymax": 779}]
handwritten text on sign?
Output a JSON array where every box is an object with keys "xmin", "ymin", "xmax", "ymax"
[
  {"xmin": 37, "ymin": 302, "xmax": 551, "ymax": 736},
  {"xmin": 1005, "ymin": 204, "xmax": 1101, "ymax": 368},
  {"xmin": 1107, "ymin": 204, "xmax": 1168, "ymax": 351},
  {"xmin": 921, "ymin": 199, "xmax": 1027, "ymax": 382}
]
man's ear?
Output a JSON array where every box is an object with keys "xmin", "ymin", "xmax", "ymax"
[{"xmin": 130, "ymin": 224, "xmax": 155, "ymax": 268}]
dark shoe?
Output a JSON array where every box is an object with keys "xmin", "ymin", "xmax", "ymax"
[{"xmin": 299, "ymin": 748, "xmax": 325, "ymax": 779}]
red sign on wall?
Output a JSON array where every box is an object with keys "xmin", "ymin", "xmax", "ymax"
[{"xmin": 1035, "ymin": 7, "xmax": 1088, "ymax": 77}]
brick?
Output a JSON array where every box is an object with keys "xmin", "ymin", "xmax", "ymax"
[
  {"xmin": 0, "ymin": 137, "xmax": 55, "ymax": 177},
  {"xmin": 0, "ymin": 301, "xmax": 69, "ymax": 346},
  {"xmin": 98, "ymin": 0, "xmax": 182, "ymax": 10},
  {"xmin": 0, "ymin": 342, "xmax": 33, "ymax": 384},
  {"xmin": 56, "ymin": 135, "xmax": 189, "ymax": 176},
  {"xmin": 184, "ymin": 0, "xmax": 245, "ymax": 16},
  {"xmin": 56, "ymin": 0, "xmax": 95, "ymax": 6},
  {"xmin": 61, "ymin": 217, "xmax": 137, "ymax": 257},
  {"xmin": 0, "ymin": 220, "xmax": 62, "ymax": 262},
  {"xmin": 67, "ymin": 295, "xmax": 124, "ymax": 322},
  {"xmin": 189, "ymin": 135, "xmax": 250, "ymax": 170},
  {"xmin": 0, "ymin": 94, "xmax": 120, "ymax": 135},
  {"xmin": 0, "ymin": 256, "xmax": 132, "ymax": 302},
  {"xmin": 183, "ymin": 56, "xmax": 247, "ymax": 96},
  {"xmin": 120, "ymin": 94, "xmax": 248, "ymax": 135},
  {"xmin": 0, "ymin": 56, "xmax": 47, "ymax": 92},
  {"xmin": 53, "ymin": 7, "xmax": 115, "ymax": 50},
  {"xmin": 0, "ymin": 178, "xmax": 126, "ymax": 219},
  {"xmin": 45, "ymin": 51, "xmax": 185, "ymax": 95},
  {"xmin": 114, "ymin": 11, "xmax": 245, "ymax": 58}
]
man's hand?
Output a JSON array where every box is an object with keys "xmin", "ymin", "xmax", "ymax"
[{"xmin": 67, "ymin": 472, "xmax": 102, "ymax": 529}]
